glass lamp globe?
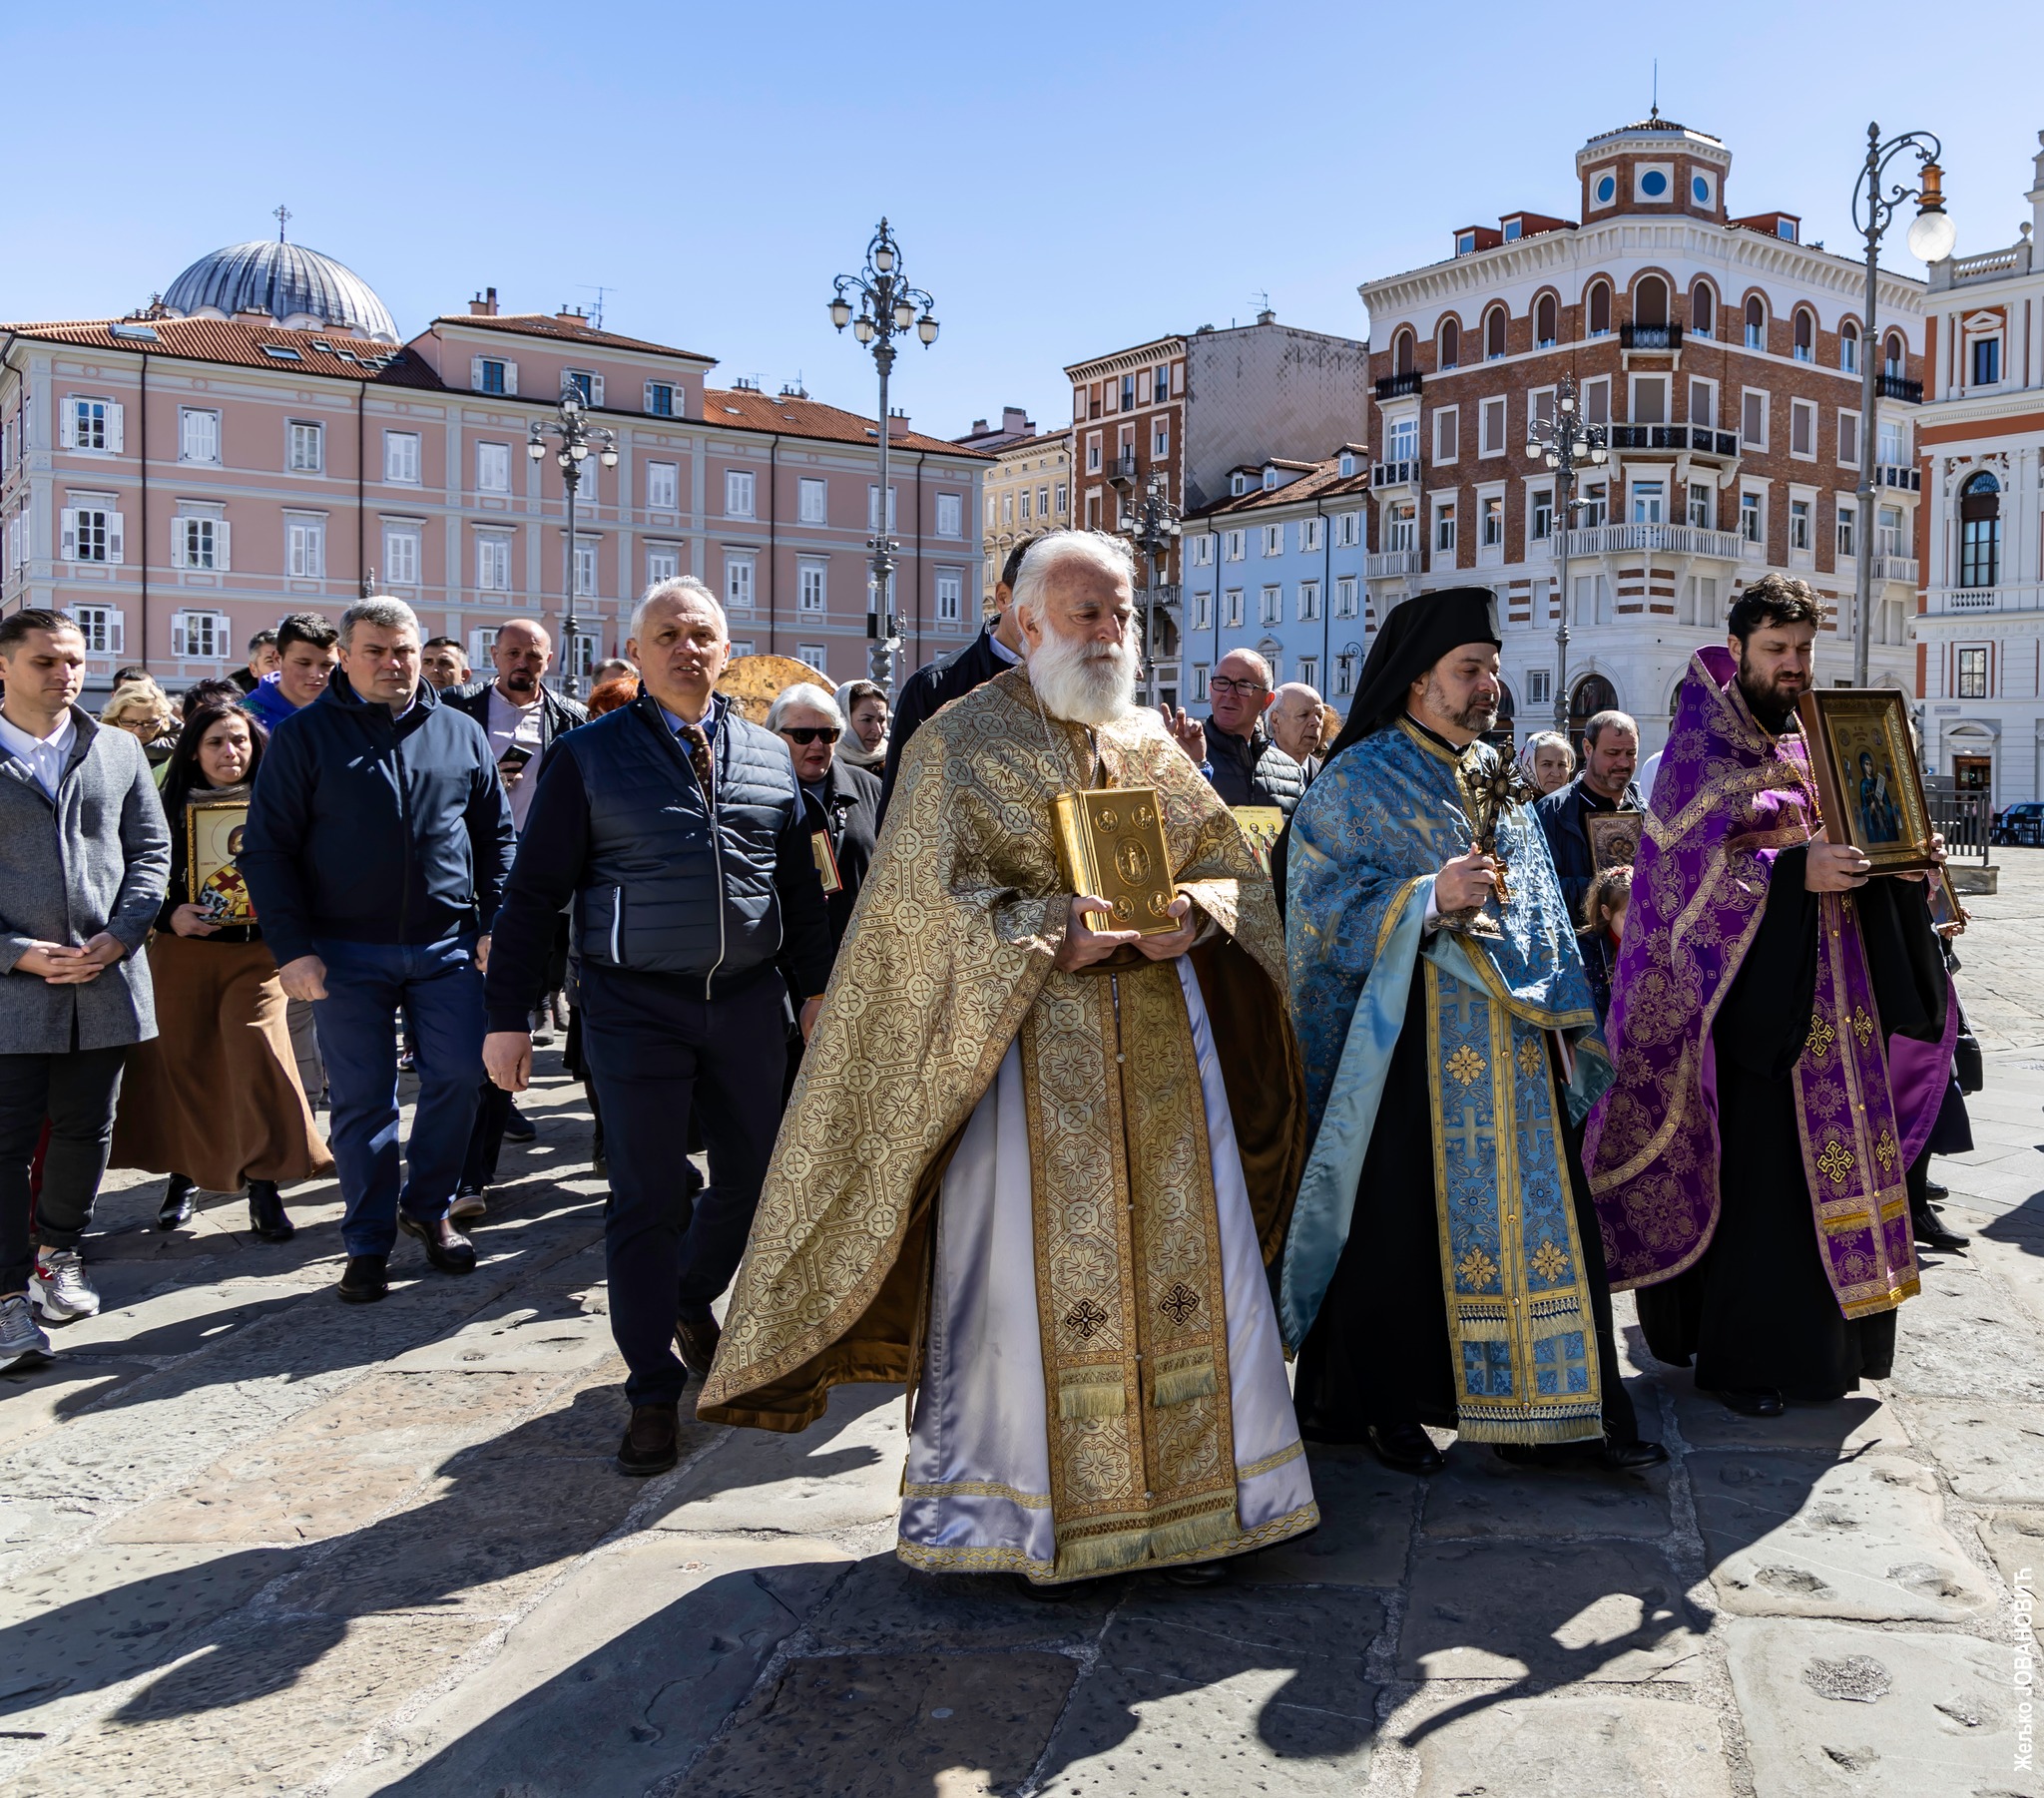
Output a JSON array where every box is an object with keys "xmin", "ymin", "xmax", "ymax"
[
  {"xmin": 527, "ymin": 439, "xmax": 546, "ymax": 460},
  {"xmin": 852, "ymin": 315, "xmax": 876, "ymax": 344},
  {"xmin": 1907, "ymin": 207, "xmax": 1956, "ymax": 263},
  {"xmin": 872, "ymin": 242, "xmax": 895, "ymax": 273},
  {"xmin": 892, "ymin": 298, "xmax": 916, "ymax": 330},
  {"xmin": 829, "ymin": 296, "xmax": 852, "ymax": 329},
  {"xmin": 570, "ymin": 442, "xmax": 589, "ymax": 460},
  {"xmin": 1524, "ymin": 439, "xmax": 1541, "ymax": 459},
  {"xmin": 600, "ymin": 448, "xmax": 619, "ymax": 468},
  {"xmin": 917, "ymin": 314, "xmax": 939, "ymax": 345}
]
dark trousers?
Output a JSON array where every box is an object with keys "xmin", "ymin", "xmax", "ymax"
[
  {"xmin": 580, "ymin": 961, "xmax": 785, "ymax": 1407},
  {"xmin": 0, "ymin": 1046, "xmax": 128, "ymax": 1293},
  {"xmin": 312, "ymin": 935, "xmax": 486, "ymax": 1258},
  {"xmin": 461, "ymin": 1080, "xmax": 512, "ymax": 1194}
]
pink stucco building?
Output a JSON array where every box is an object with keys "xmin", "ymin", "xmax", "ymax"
[{"xmin": 0, "ymin": 235, "xmax": 987, "ymax": 690}]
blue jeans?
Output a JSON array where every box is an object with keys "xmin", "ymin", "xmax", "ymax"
[{"xmin": 311, "ymin": 935, "xmax": 486, "ymax": 1258}]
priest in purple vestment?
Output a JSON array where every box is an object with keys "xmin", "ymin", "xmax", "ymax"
[{"xmin": 1586, "ymin": 577, "xmax": 1952, "ymax": 1417}]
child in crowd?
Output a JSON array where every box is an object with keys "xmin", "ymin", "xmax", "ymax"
[{"xmin": 1579, "ymin": 863, "xmax": 1633, "ymax": 1022}]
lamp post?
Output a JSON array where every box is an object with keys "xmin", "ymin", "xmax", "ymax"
[
  {"xmin": 1851, "ymin": 124, "xmax": 1955, "ymax": 688},
  {"xmin": 527, "ymin": 388, "xmax": 617, "ymax": 697},
  {"xmin": 1523, "ymin": 373, "xmax": 1609, "ymax": 737},
  {"xmin": 1116, "ymin": 471, "xmax": 1182, "ymax": 705},
  {"xmin": 828, "ymin": 219, "xmax": 939, "ymax": 692}
]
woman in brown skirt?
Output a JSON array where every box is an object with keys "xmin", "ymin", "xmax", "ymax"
[{"xmin": 113, "ymin": 700, "xmax": 331, "ymax": 1238}]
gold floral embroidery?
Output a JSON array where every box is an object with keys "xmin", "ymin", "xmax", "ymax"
[
  {"xmin": 1816, "ymin": 1139, "xmax": 1854, "ymax": 1186},
  {"xmin": 1805, "ymin": 1016, "xmax": 1836, "ymax": 1062},
  {"xmin": 1457, "ymin": 1245, "xmax": 1501, "ymax": 1290},
  {"xmin": 1874, "ymin": 1128, "xmax": 1897, "ymax": 1173},
  {"xmin": 1851, "ymin": 1005, "xmax": 1873, "ymax": 1048},
  {"xmin": 1516, "ymin": 1038, "xmax": 1545, "ymax": 1080},
  {"xmin": 1531, "ymin": 1239, "xmax": 1570, "ymax": 1281},
  {"xmin": 1446, "ymin": 1045, "xmax": 1487, "ymax": 1088}
]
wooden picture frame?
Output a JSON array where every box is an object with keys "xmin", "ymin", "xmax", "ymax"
[
  {"xmin": 1586, "ymin": 808, "xmax": 1644, "ymax": 873},
  {"xmin": 186, "ymin": 796, "xmax": 255, "ymax": 922},
  {"xmin": 1794, "ymin": 688, "xmax": 1939, "ymax": 873},
  {"xmin": 1927, "ymin": 864, "xmax": 1968, "ymax": 936}
]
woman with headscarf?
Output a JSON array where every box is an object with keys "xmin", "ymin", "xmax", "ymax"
[
  {"xmin": 1516, "ymin": 729, "xmax": 1575, "ymax": 796},
  {"xmin": 112, "ymin": 698, "xmax": 331, "ymax": 1236},
  {"xmin": 832, "ymin": 678, "xmax": 889, "ymax": 774}
]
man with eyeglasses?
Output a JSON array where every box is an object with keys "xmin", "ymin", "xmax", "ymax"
[{"xmin": 1185, "ymin": 650, "xmax": 1308, "ymax": 818}]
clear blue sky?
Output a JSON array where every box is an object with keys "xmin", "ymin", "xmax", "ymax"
[{"xmin": 8, "ymin": 2, "xmax": 2041, "ymax": 441}]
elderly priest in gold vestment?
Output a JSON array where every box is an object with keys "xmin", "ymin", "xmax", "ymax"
[{"xmin": 700, "ymin": 529, "xmax": 1317, "ymax": 1586}]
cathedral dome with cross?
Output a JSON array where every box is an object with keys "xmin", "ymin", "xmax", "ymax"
[{"xmin": 161, "ymin": 210, "xmax": 398, "ymax": 343}]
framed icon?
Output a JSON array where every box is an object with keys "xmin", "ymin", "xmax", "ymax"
[
  {"xmin": 1586, "ymin": 808, "xmax": 1644, "ymax": 873},
  {"xmin": 1231, "ymin": 805, "xmax": 1285, "ymax": 875},
  {"xmin": 1794, "ymin": 688, "xmax": 1939, "ymax": 873},
  {"xmin": 1927, "ymin": 865, "xmax": 1968, "ymax": 936},
  {"xmin": 186, "ymin": 796, "xmax": 255, "ymax": 923}
]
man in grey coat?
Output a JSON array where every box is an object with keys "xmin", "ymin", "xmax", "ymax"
[{"xmin": 0, "ymin": 610, "xmax": 170, "ymax": 1367}]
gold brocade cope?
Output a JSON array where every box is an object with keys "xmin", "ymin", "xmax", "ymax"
[
  {"xmin": 698, "ymin": 664, "xmax": 1307, "ymax": 1435},
  {"xmin": 1022, "ymin": 962, "xmax": 1238, "ymax": 1577}
]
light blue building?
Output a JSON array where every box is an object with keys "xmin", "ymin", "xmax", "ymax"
[{"xmin": 1181, "ymin": 446, "xmax": 1376, "ymax": 708}]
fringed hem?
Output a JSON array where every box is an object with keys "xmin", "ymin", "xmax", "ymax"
[
  {"xmin": 1152, "ymin": 1352, "xmax": 1218, "ymax": 1407},
  {"xmin": 1453, "ymin": 1409, "xmax": 1606, "ymax": 1446},
  {"xmin": 1840, "ymin": 1276, "xmax": 1919, "ymax": 1320},
  {"xmin": 896, "ymin": 1500, "xmax": 1321, "ymax": 1586},
  {"xmin": 1057, "ymin": 1380, "xmax": 1129, "ymax": 1420}
]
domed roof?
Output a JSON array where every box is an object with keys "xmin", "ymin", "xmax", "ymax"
[{"xmin": 162, "ymin": 238, "xmax": 397, "ymax": 343}]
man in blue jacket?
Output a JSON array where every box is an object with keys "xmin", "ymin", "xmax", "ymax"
[
  {"xmin": 241, "ymin": 598, "xmax": 516, "ymax": 1304},
  {"xmin": 483, "ymin": 576, "xmax": 832, "ymax": 1476},
  {"xmin": 1532, "ymin": 707, "xmax": 1644, "ymax": 1017}
]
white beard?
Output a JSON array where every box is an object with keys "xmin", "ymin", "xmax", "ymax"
[{"xmin": 1025, "ymin": 622, "xmax": 1140, "ymax": 726}]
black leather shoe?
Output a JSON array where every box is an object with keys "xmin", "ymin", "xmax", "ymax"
[
  {"xmin": 675, "ymin": 1309, "xmax": 722, "ymax": 1379},
  {"xmin": 616, "ymin": 1402, "xmax": 679, "ymax": 1476},
  {"xmin": 1367, "ymin": 1423, "xmax": 1445, "ymax": 1475},
  {"xmin": 247, "ymin": 1180, "xmax": 294, "ymax": 1242},
  {"xmin": 1912, "ymin": 1209, "xmax": 1970, "ymax": 1252},
  {"xmin": 502, "ymin": 1106, "xmax": 537, "ymax": 1143},
  {"xmin": 338, "ymin": 1253, "xmax": 389, "ymax": 1303},
  {"xmin": 397, "ymin": 1211, "xmax": 477, "ymax": 1274},
  {"xmin": 1600, "ymin": 1437, "xmax": 1671, "ymax": 1471},
  {"xmin": 1711, "ymin": 1387, "xmax": 1785, "ymax": 1418},
  {"xmin": 158, "ymin": 1174, "xmax": 197, "ymax": 1230},
  {"xmin": 1924, "ymin": 1179, "xmax": 1949, "ymax": 1201},
  {"xmin": 1162, "ymin": 1559, "xmax": 1232, "ymax": 1587}
]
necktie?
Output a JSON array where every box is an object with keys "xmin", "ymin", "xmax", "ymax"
[{"xmin": 677, "ymin": 722, "xmax": 714, "ymax": 798}]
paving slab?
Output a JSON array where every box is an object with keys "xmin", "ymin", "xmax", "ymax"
[
  {"xmin": 1904, "ymin": 1400, "xmax": 2044, "ymax": 1506},
  {"xmin": 34, "ymin": 1275, "xmax": 316, "ymax": 1362},
  {"xmin": 1885, "ymin": 1264, "xmax": 2044, "ymax": 1403},
  {"xmin": 1976, "ymin": 1511, "xmax": 2044, "ymax": 1646},
  {"xmin": 0, "ymin": 1360, "xmax": 158, "ymax": 1455},
  {"xmin": 1689, "ymin": 1450, "xmax": 1998, "ymax": 1623},
  {"xmin": 1240, "ymin": 1444, "xmax": 1416, "ymax": 1587},
  {"xmin": 330, "ymin": 1533, "xmax": 854, "ymax": 1798},
  {"xmin": 685, "ymin": 1650, "xmax": 1075, "ymax": 1798},
  {"xmin": 1408, "ymin": 1693, "xmax": 1736, "ymax": 1798},
  {"xmin": 1401, "ymin": 1539, "xmax": 1705, "ymax": 1683},
  {"xmin": 1421, "ymin": 1439, "xmax": 1674, "ymax": 1541},
  {"xmin": 809, "ymin": 1549, "xmax": 1119, "ymax": 1651},
  {"xmin": 382, "ymin": 1246, "xmax": 613, "ymax": 1375},
  {"xmin": 1725, "ymin": 1616, "xmax": 2037, "ymax": 1797},
  {"xmin": 655, "ymin": 1382, "xmax": 907, "ymax": 1536},
  {"xmin": 1035, "ymin": 1583, "xmax": 1380, "ymax": 1794},
  {"xmin": 1663, "ymin": 1373, "xmax": 1909, "ymax": 1455}
]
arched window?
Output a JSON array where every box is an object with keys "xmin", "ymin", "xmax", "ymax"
[
  {"xmin": 1885, "ymin": 332, "xmax": 1906, "ymax": 377},
  {"xmin": 1439, "ymin": 316, "xmax": 1460, "ymax": 368},
  {"xmin": 1690, "ymin": 279, "xmax": 1716, "ymax": 337},
  {"xmin": 1485, "ymin": 305, "xmax": 1507, "ymax": 360},
  {"xmin": 1393, "ymin": 328, "xmax": 1415, "ymax": 375},
  {"xmin": 1587, "ymin": 279, "xmax": 1612, "ymax": 337},
  {"xmin": 1792, "ymin": 307, "xmax": 1815, "ymax": 362},
  {"xmin": 1840, "ymin": 319, "xmax": 1859, "ymax": 373},
  {"xmin": 1569, "ymin": 673, "xmax": 1619, "ymax": 747},
  {"xmin": 1744, "ymin": 294, "xmax": 1767, "ymax": 349},
  {"xmin": 1635, "ymin": 275, "xmax": 1669, "ymax": 326},
  {"xmin": 1535, "ymin": 292, "xmax": 1558, "ymax": 347},
  {"xmin": 1960, "ymin": 470, "xmax": 2002, "ymax": 588}
]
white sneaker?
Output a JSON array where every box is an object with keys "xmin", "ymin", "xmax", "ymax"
[
  {"xmin": 0, "ymin": 1293, "xmax": 51, "ymax": 1370},
  {"xmin": 31, "ymin": 1249, "xmax": 101, "ymax": 1323}
]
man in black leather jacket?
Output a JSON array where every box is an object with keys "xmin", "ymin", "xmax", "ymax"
[
  {"xmin": 1202, "ymin": 649, "xmax": 1307, "ymax": 815},
  {"xmin": 482, "ymin": 578, "xmax": 831, "ymax": 1478}
]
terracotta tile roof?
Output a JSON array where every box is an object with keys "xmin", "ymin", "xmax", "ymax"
[
  {"xmin": 431, "ymin": 311, "xmax": 716, "ymax": 362},
  {"xmin": 1189, "ymin": 456, "xmax": 1374, "ymax": 521},
  {"xmin": 0, "ymin": 315, "xmax": 442, "ymax": 386},
  {"xmin": 703, "ymin": 387, "xmax": 990, "ymax": 458}
]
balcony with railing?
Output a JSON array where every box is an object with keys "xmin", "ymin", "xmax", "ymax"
[
  {"xmin": 1371, "ymin": 457, "xmax": 1419, "ymax": 488},
  {"xmin": 1103, "ymin": 449, "xmax": 1138, "ymax": 486},
  {"xmin": 1605, "ymin": 424, "xmax": 1740, "ymax": 455},
  {"xmin": 1876, "ymin": 372, "xmax": 1923, "ymax": 403},
  {"xmin": 1874, "ymin": 461, "xmax": 1921, "ymax": 492},
  {"xmin": 1869, "ymin": 555, "xmax": 1919, "ymax": 586},
  {"xmin": 1943, "ymin": 589, "xmax": 1999, "ymax": 612},
  {"xmin": 1374, "ymin": 371, "xmax": 1423, "ymax": 400},
  {"xmin": 1619, "ymin": 322, "xmax": 1684, "ymax": 351},
  {"xmin": 1366, "ymin": 548, "xmax": 1424, "ymax": 579},
  {"xmin": 1556, "ymin": 523, "xmax": 1747, "ymax": 561}
]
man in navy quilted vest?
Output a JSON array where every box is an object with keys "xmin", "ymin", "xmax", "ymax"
[{"xmin": 482, "ymin": 576, "xmax": 833, "ymax": 1477}]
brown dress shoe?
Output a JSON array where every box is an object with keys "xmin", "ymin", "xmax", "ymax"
[
  {"xmin": 675, "ymin": 1310, "xmax": 723, "ymax": 1379},
  {"xmin": 617, "ymin": 1402, "xmax": 680, "ymax": 1476}
]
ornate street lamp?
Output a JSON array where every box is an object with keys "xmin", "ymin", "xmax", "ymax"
[
  {"xmin": 1116, "ymin": 472, "xmax": 1182, "ymax": 705},
  {"xmin": 1523, "ymin": 373, "xmax": 1608, "ymax": 736},
  {"xmin": 527, "ymin": 388, "xmax": 618, "ymax": 696},
  {"xmin": 828, "ymin": 219, "xmax": 939, "ymax": 691},
  {"xmin": 1851, "ymin": 124, "xmax": 1955, "ymax": 688}
]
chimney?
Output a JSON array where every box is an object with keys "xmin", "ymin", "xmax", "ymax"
[
  {"xmin": 469, "ymin": 286, "xmax": 499, "ymax": 317},
  {"xmin": 556, "ymin": 304, "xmax": 587, "ymax": 327},
  {"xmin": 1256, "ymin": 307, "xmax": 1277, "ymax": 326},
  {"xmin": 887, "ymin": 407, "xmax": 910, "ymax": 440},
  {"xmin": 1001, "ymin": 405, "xmax": 1031, "ymax": 434},
  {"xmin": 969, "ymin": 417, "xmax": 989, "ymax": 434}
]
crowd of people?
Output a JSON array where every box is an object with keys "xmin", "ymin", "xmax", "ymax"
[{"xmin": 0, "ymin": 532, "xmax": 1979, "ymax": 1596}]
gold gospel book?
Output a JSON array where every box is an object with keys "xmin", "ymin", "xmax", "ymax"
[{"xmin": 1050, "ymin": 787, "xmax": 1180, "ymax": 937}]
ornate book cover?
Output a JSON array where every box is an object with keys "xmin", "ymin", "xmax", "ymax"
[{"xmin": 1050, "ymin": 786, "xmax": 1179, "ymax": 936}]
